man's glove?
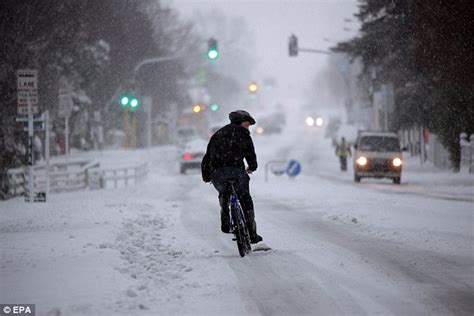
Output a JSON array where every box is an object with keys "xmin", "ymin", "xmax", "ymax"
[{"xmin": 202, "ymin": 174, "xmax": 212, "ymax": 183}]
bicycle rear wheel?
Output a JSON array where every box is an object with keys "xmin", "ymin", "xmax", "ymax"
[{"xmin": 231, "ymin": 204, "xmax": 251, "ymax": 257}]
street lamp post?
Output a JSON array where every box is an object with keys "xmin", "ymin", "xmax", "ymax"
[{"xmin": 130, "ymin": 53, "xmax": 186, "ymax": 148}]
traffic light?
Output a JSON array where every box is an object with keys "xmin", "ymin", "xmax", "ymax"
[
  {"xmin": 193, "ymin": 104, "xmax": 202, "ymax": 113},
  {"xmin": 119, "ymin": 93, "xmax": 140, "ymax": 110},
  {"xmin": 129, "ymin": 98, "xmax": 139, "ymax": 109},
  {"xmin": 120, "ymin": 96, "xmax": 129, "ymax": 107},
  {"xmin": 289, "ymin": 34, "xmax": 298, "ymax": 56},
  {"xmin": 210, "ymin": 103, "xmax": 219, "ymax": 111},
  {"xmin": 248, "ymin": 82, "xmax": 258, "ymax": 93},
  {"xmin": 207, "ymin": 38, "xmax": 219, "ymax": 60}
]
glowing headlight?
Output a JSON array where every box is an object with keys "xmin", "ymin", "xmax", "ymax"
[
  {"xmin": 356, "ymin": 157, "xmax": 367, "ymax": 166},
  {"xmin": 256, "ymin": 127, "xmax": 264, "ymax": 134},
  {"xmin": 316, "ymin": 117, "xmax": 324, "ymax": 126},
  {"xmin": 305, "ymin": 117, "xmax": 314, "ymax": 126},
  {"xmin": 393, "ymin": 157, "xmax": 402, "ymax": 167}
]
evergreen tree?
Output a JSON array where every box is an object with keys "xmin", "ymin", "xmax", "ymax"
[
  {"xmin": 334, "ymin": 0, "xmax": 474, "ymax": 170},
  {"xmin": 0, "ymin": 0, "xmax": 201, "ymax": 177}
]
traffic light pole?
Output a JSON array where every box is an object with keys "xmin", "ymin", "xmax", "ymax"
[
  {"xmin": 131, "ymin": 54, "xmax": 185, "ymax": 86},
  {"xmin": 121, "ymin": 49, "xmax": 212, "ymax": 149},
  {"xmin": 130, "ymin": 53, "xmax": 189, "ymax": 148},
  {"xmin": 27, "ymin": 98, "xmax": 34, "ymax": 202},
  {"xmin": 289, "ymin": 35, "xmax": 353, "ymax": 121}
]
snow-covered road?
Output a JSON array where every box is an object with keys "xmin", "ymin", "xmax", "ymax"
[{"xmin": 1, "ymin": 122, "xmax": 473, "ymax": 315}]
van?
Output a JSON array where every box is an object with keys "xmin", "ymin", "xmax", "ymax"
[{"xmin": 353, "ymin": 131, "xmax": 403, "ymax": 184}]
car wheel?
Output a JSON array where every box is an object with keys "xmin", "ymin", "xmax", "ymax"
[
  {"xmin": 393, "ymin": 177, "xmax": 401, "ymax": 184},
  {"xmin": 354, "ymin": 174, "xmax": 361, "ymax": 183}
]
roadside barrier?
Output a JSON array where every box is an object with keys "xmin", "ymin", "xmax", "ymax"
[{"xmin": 4, "ymin": 160, "xmax": 148, "ymax": 199}]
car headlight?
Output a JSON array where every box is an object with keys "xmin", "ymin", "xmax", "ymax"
[
  {"xmin": 392, "ymin": 157, "xmax": 402, "ymax": 167},
  {"xmin": 356, "ymin": 156, "xmax": 367, "ymax": 166}
]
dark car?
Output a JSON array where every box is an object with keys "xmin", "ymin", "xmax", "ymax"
[{"xmin": 180, "ymin": 138, "xmax": 207, "ymax": 174}]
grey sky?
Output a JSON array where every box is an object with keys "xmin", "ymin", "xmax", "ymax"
[{"xmin": 169, "ymin": 0, "xmax": 360, "ymax": 104}]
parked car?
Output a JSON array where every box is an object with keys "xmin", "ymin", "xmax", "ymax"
[
  {"xmin": 180, "ymin": 138, "xmax": 207, "ymax": 174},
  {"xmin": 353, "ymin": 131, "xmax": 403, "ymax": 184}
]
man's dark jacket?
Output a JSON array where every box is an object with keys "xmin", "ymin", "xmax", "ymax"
[{"xmin": 201, "ymin": 123, "xmax": 257, "ymax": 182}]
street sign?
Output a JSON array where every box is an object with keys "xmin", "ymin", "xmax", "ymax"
[
  {"xmin": 20, "ymin": 122, "xmax": 44, "ymax": 131},
  {"xmin": 17, "ymin": 90, "xmax": 38, "ymax": 105},
  {"xmin": 17, "ymin": 69, "xmax": 38, "ymax": 90},
  {"xmin": 286, "ymin": 160, "xmax": 302, "ymax": 177},
  {"xmin": 58, "ymin": 78, "xmax": 73, "ymax": 118},
  {"xmin": 17, "ymin": 69, "xmax": 39, "ymax": 115},
  {"xmin": 16, "ymin": 113, "xmax": 44, "ymax": 121},
  {"xmin": 17, "ymin": 105, "xmax": 39, "ymax": 115},
  {"xmin": 58, "ymin": 94, "xmax": 73, "ymax": 118},
  {"xmin": 16, "ymin": 113, "xmax": 45, "ymax": 131}
]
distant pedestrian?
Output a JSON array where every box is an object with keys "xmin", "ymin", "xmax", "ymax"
[{"xmin": 335, "ymin": 137, "xmax": 351, "ymax": 171}]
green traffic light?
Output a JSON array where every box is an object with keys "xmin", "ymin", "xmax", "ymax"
[
  {"xmin": 119, "ymin": 94, "xmax": 140, "ymax": 109},
  {"xmin": 210, "ymin": 103, "xmax": 219, "ymax": 111},
  {"xmin": 120, "ymin": 96, "xmax": 129, "ymax": 106},
  {"xmin": 208, "ymin": 49, "xmax": 218, "ymax": 60},
  {"xmin": 130, "ymin": 98, "xmax": 139, "ymax": 108},
  {"xmin": 207, "ymin": 38, "xmax": 218, "ymax": 60}
]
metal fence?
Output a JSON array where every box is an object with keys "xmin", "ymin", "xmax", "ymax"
[
  {"xmin": 4, "ymin": 160, "xmax": 148, "ymax": 199},
  {"xmin": 88, "ymin": 162, "xmax": 148, "ymax": 189}
]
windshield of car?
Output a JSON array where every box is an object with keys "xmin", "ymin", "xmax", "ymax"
[
  {"xmin": 359, "ymin": 136, "xmax": 400, "ymax": 152},
  {"xmin": 184, "ymin": 139, "xmax": 208, "ymax": 153}
]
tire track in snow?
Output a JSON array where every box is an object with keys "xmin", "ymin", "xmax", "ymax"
[
  {"xmin": 179, "ymin": 179, "xmax": 371, "ymax": 315},
  {"xmin": 259, "ymin": 198, "xmax": 474, "ymax": 315}
]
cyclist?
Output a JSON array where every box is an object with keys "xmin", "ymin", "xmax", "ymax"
[{"xmin": 201, "ymin": 110, "xmax": 263, "ymax": 244}]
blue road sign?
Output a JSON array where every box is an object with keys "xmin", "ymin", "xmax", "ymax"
[{"xmin": 286, "ymin": 160, "xmax": 301, "ymax": 177}]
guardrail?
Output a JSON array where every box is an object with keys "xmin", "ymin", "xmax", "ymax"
[
  {"xmin": 26, "ymin": 160, "xmax": 99, "ymax": 193},
  {"xmin": 88, "ymin": 162, "xmax": 148, "ymax": 189},
  {"xmin": 460, "ymin": 133, "xmax": 474, "ymax": 173},
  {"xmin": 4, "ymin": 160, "xmax": 148, "ymax": 199}
]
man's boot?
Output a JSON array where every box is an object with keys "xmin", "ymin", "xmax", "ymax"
[
  {"xmin": 219, "ymin": 196, "xmax": 231, "ymax": 234},
  {"xmin": 248, "ymin": 219, "xmax": 263, "ymax": 244}
]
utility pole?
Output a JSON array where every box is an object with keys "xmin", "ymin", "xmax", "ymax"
[{"xmin": 288, "ymin": 35, "xmax": 353, "ymax": 123}]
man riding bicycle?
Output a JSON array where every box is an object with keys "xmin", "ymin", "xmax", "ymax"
[{"xmin": 201, "ymin": 110, "xmax": 263, "ymax": 244}]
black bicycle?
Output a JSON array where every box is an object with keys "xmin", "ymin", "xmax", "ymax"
[{"xmin": 228, "ymin": 182, "xmax": 252, "ymax": 257}]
